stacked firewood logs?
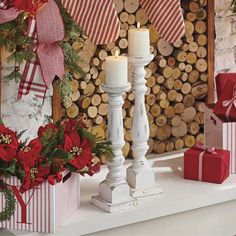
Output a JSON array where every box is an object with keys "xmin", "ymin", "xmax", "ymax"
[{"xmin": 62, "ymin": 0, "xmax": 208, "ymax": 158}]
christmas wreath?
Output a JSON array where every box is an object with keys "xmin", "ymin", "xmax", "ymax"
[
  {"xmin": 0, "ymin": 181, "xmax": 16, "ymax": 222},
  {"xmin": 0, "ymin": 0, "xmax": 85, "ymax": 102},
  {"xmin": 0, "ymin": 117, "xmax": 113, "ymax": 221}
]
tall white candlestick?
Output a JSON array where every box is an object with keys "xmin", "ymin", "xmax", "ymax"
[
  {"xmin": 128, "ymin": 23, "xmax": 150, "ymax": 57},
  {"xmin": 105, "ymin": 54, "xmax": 128, "ymax": 87}
]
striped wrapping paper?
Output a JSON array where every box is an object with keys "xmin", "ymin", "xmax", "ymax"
[
  {"xmin": 0, "ymin": 172, "xmax": 80, "ymax": 233},
  {"xmin": 205, "ymin": 105, "xmax": 236, "ymax": 174}
]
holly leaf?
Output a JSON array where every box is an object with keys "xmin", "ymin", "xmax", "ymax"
[
  {"xmin": 65, "ymin": 163, "xmax": 78, "ymax": 173},
  {"xmin": 5, "ymin": 160, "xmax": 17, "ymax": 175},
  {"xmin": 48, "ymin": 148, "xmax": 73, "ymax": 162},
  {"xmin": 0, "ymin": 118, "xmax": 4, "ymax": 125}
]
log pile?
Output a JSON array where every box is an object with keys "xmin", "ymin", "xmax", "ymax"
[{"xmin": 62, "ymin": 0, "xmax": 208, "ymax": 157}]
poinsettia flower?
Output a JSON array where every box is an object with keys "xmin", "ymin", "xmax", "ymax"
[
  {"xmin": 0, "ymin": 124, "xmax": 19, "ymax": 162},
  {"xmin": 61, "ymin": 118, "xmax": 85, "ymax": 132},
  {"xmin": 20, "ymin": 164, "xmax": 50, "ymax": 193},
  {"xmin": 17, "ymin": 138, "xmax": 43, "ymax": 168},
  {"xmin": 63, "ymin": 130, "xmax": 93, "ymax": 170},
  {"xmin": 38, "ymin": 123, "xmax": 57, "ymax": 139}
]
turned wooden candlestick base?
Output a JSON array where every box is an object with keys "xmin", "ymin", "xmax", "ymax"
[
  {"xmin": 91, "ymin": 84, "xmax": 136, "ymax": 212},
  {"xmin": 127, "ymin": 55, "xmax": 163, "ymax": 198}
]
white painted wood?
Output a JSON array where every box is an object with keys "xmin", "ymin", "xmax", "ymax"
[
  {"xmin": 91, "ymin": 84, "xmax": 136, "ymax": 212},
  {"xmin": 6, "ymin": 154, "xmax": 236, "ymax": 236},
  {"xmin": 127, "ymin": 54, "xmax": 162, "ymax": 197}
]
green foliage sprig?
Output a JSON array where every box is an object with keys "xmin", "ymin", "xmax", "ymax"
[{"xmin": 0, "ymin": 182, "xmax": 16, "ymax": 222}]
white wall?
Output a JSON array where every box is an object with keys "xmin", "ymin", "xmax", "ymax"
[
  {"xmin": 0, "ymin": 49, "xmax": 52, "ymax": 141},
  {"xmin": 215, "ymin": 0, "xmax": 236, "ymax": 73}
]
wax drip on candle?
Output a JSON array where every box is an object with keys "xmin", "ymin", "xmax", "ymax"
[
  {"xmin": 115, "ymin": 50, "xmax": 119, "ymax": 58},
  {"xmin": 137, "ymin": 22, "xmax": 140, "ymax": 30}
]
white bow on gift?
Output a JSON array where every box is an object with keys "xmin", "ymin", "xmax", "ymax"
[
  {"xmin": 194, "ymin": 143, "xmax": 217, "ymax": 181},
  {"xmin": 222, "ymin": 86, "xmax": 236, "ymax": 122}
]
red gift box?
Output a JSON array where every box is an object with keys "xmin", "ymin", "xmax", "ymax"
[
  {"xmin": 216, "ymin": 73, "xmax": 236, "ymax": 99},
  {"xmin": 213, "ymin": 79, "xmax": 236, "ymax": 122},
  {"xmin": 184, "ymin": 145, "xmax": 230, "ymax": 184}
]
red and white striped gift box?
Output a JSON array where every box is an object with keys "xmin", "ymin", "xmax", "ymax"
[
  {"xmin": 205, "ymin": 105, "xmax": 236, "ymax": 174},
  {"xmin": 0, "ymin": 172, "xmax": 80, "ymax": 233}
]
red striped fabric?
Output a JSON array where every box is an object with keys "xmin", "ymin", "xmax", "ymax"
[
  {"xmin": 17, "ymin": 17, "xmax": 47, "ymax": 102},
  {"xmin": 140, "ymin": 0, "xmax": 185, "ymax": 43},
  {"xmin": 61, "ymin": 0, "xmax": 120, "ymax": 45},
  {"xmin": 0, "ymin": 0, "xmax": 8, "ymax": 9}
]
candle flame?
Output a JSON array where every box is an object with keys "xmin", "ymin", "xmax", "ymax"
[
  {"xmin": 137, "ymin": 22, "xmax": 140, "ymax": 29},
  {"xmin": 115, "ymin": 50, "xmax": 119, "ymax": 57}
]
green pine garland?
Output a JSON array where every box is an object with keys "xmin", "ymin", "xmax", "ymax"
[
  {"xmin": 0, "ymin": 182, "xmax": 16, "ymax": 222},
  {"xmin": 0, "ymin": 0, "xmax": 85, "ymax": 102}
]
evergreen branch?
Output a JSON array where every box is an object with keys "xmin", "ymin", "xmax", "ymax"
[
  {"xmin": 4, "ymin": 71, "xmax": 22, "ymax": 82},
  {"xmin": 93, "ymin": 141, "xmax": 114, "ymax": 161},
  {"xmin": 59, "ymin": 72, "xmax": 73, "ymax": 102}
]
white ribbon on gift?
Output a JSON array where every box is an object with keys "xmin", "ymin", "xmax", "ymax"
[
  {"xmin": 222, "ymin": 86, "xmax": 236, "ymax": 122},
  {"xmin": 194, "ymin": 143, "xmax": 217, "ymax": 181}
]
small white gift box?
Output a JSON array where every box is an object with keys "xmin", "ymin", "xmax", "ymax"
[
  {"xmin": 0, "ymin": 172, "xmax": 80, "ymax": 233},
  {"xmin": 205, "ymin": 105, "xmax": 236, "ymax": 174}
]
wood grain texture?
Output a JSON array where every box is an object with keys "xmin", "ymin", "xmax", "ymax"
[
  {"xmin": 207, "ymin": 0, "xmax": 215, "ymax": 104},
  {"xmin": 56, "ymin": 0, "xmax": 214, "ymax": 157}
]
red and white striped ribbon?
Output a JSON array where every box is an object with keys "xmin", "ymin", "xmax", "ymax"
[
  {"xmin": 17, "ymin": 17, "xmax": 47, "ymax": 101},
  {"xmin": 0, "ymin": 0, "xmax": 8, "ymax": 9},
  {"xmin": 61, "ymin": 0, "xmax": 120, "ymax": 45},
  {"xmin": 140, "ymin": 0, "xmax": 185, "ymax": 43}
]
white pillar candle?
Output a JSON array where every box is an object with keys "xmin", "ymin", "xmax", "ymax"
[
  {"xmin": 128, "ymin": 23, "xmax": 150, "ymax": 57},
  {"xmin": 105, "ymin": 52, "xmax": 128, "ymax": 87}
]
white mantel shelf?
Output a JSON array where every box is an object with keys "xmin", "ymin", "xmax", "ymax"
[{"xmin": 4, "ymin": 151, "xmax": 236, "ymax": 236}]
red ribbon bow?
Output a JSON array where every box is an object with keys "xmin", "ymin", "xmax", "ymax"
[
  {"xmin": 194, "ymin": 142, "xmax": 217, "ymax": 155},
  {"xmin": 222, "ymin": 86, "xmax": 236, "ymax": 121},
  {"xmin": 0, "ymin": 0, "xmax": 64, "ymax": 102}
]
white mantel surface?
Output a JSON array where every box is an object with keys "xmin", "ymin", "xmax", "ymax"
[{"xmin": 2, "ymin": 152, "xmax": 236, "ymax": 236}]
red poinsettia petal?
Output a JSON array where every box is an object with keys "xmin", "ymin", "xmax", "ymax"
[
  {"xmin": 38, "ymin": 123, "xmax": 57, "ymax": 138},
  {"xmin": 29, "ymin": 138, "xmax": 43, "ymax": 155},
  {"xmin": 63, "ymin": 134, "xmax": 74, "ymax": 152},
  {"xmin": 68, "ymin": 130, "xmax": 81, "ymax": 147},
  {"xmin": 19, "ymin": 172, "xmax": 31, "ymax": 193},
  {"xmin": 17, "ymin": 151, "xmax": 36, "ymax": 167},
  {"xmin": 48, "ymin": 175, "xmax": 56, "ymax": 185},
  {"xmin": 69, "ymin": 158, "xmax": 87, "ymax": 170},
  {"xmin": 0, "ymin": 146, "xmax": 15, "ymax": 162},
  {"xmin": 48, "ymin": 172, "xmax": 63, "ymax": 185}
]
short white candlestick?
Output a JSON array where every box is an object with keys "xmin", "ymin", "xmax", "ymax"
[
  {"xmin": 127, "ymin": 54, "xmax": 163, "ymax": 198},
  {"xmin": 91, "ymin": 83, "xmax": 135, "ymax": 212}
]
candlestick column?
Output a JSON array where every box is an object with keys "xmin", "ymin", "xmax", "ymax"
[
  {"xmin": 127, "ymin": 55, "xmax": 163, "ymax": 198},
  {"xmin": 91, "ymin": 55, "xmax": 135, "ymax": 212},
  {"xmin": 127, "ymin": 25, "xmax": 162, "ymax": 197}
]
